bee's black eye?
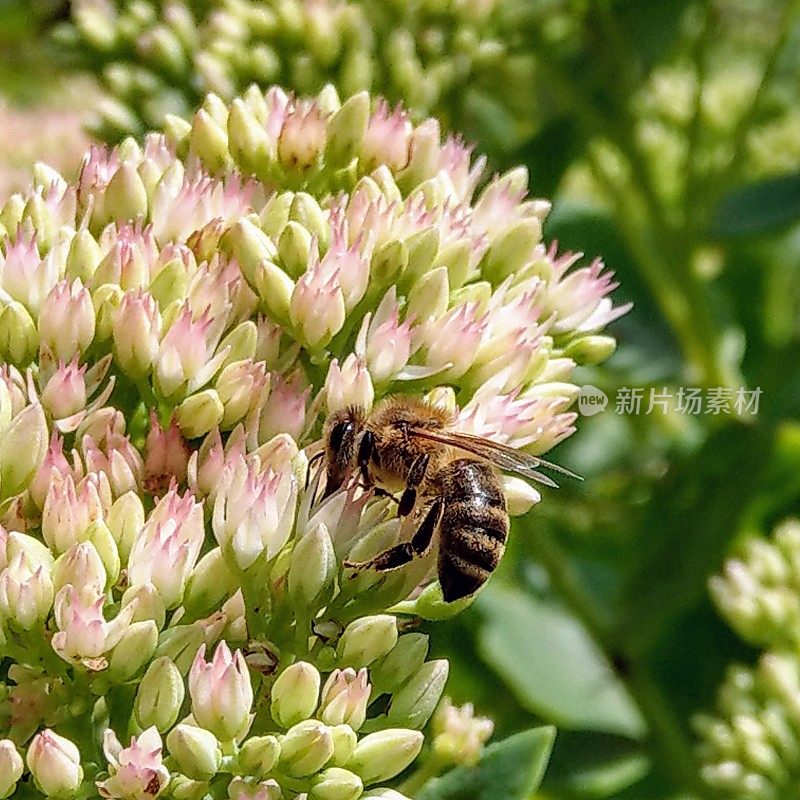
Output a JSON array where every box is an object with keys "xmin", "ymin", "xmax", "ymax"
[{"xmin": 329, "ymin": 420, "xmax": 354, "ymax": 452}]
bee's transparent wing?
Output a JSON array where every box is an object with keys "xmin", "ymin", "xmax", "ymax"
[{"xmin": 408, "ymin": 428, "xmax": 582, "ymax": 487}]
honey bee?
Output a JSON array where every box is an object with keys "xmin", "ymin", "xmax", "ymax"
[{"xmin": 320, "ymin": 396, "xmax": 578, "ymax": 602}]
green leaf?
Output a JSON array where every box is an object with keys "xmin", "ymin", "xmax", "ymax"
[
  {"xmin": 544, "ymin": 730, "xmax": 650, "ymax": 799},
  {"xmin": 476, "ymin": 585, "xmax": 645, "ymax": 738},
  {"xmin": 711, "ymin": 173, "xmax": 800, "ymax": 237},
  {"xmin": 417, "ymin": 727, "xmax": 555, "ymax": 800}
]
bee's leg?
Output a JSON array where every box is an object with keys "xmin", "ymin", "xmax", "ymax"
[
  {"xmin": 305, "ymin": 451, "xmax": 325, "ymax": 490},
  {"xmin": 344, "ymin": 497, "xmax": 443, "ymax": 572},
  {"xmin": 398, "ymin": 454, "xmax": 430, "ymax": 517},
  {"xmin": 356, "ymin": 430, "xmax": 376, "ymax": 487}
]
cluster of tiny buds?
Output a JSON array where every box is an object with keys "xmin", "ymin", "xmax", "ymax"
[
  {"xmin": 61, "ymin": 0, "xmax": 532, "ymax": 144},
  {"xmin": 0, "ymin": 81, "xmax": 627, "ymax": 799},
  {"xmin": 710, "ymin": 519, "xmax": 800, "ymax": 650},
  {"xmin": 0, "ymin": 622, "xmax": 494, "ymax": 798},
  {"xmin": 696, "ymin": 520, "xmax": 800, "ymax": 799}
]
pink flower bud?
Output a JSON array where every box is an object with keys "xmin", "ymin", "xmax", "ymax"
[
  {"xmin": 93, "ymin": 223, "xmax": 159, "ymax": 291},
  {"xmin": 544, "ymin": 247, "xmax": 632, "ymax": 334},
  {"xmin": 26, "ymin": 730, "xmax": 83, "ymax": 797},
  {"xmin": 0, "ymin": 739, "xmax": 23, "ymax": 798},
  {"xmin": 0, "ymin": 552, "xmax": 54, "ymax": 631},
  {"xmin": 437, "ymin": 135, "xmax": 485, "ymax": 203},
  {"xmin": 324, "ymin": 355, "xmax": 374, "ymax": 414},
  {"xmin": 78, "ymin": 143, "xmax": 120, "ymax": 212},
  {"xmin": 53, "ymin": 542, "xmax": 106, "ymax": 595},
  {"xmin": 253, "ymin": 371, "xmax": 310, "ymax": 444},
  {"xmin": 155, "ymin": 305, "xmax": 228, "ymax": 399},
  {"xmin": 362, "ymin": 290, "xmax": 414, "ymax": 384},
  {"xmin": 38, "ymin": 279, "xmax": 95, "ymax": 362},
  {"xmin": 278, "ymin": 100, "xmax": 328, "ymax": 170},
  {"xmin": 320, "ymin": 208, "xmax": 373, "ymax": 311},
  {"xmin": 187, "ymin": 427, "xmax": 228, "ymax": 501},
  {"xmin": 29, "ymin": 431, "xmax": 84, "ymax": 510},
  {"xmin": 113, "ymin": 290, "xmax": 162, "ymax": 378},
  {"xmin": 97, "ymin": 727, "xmax": 169, "ymax": 800},
  {"xmin": 189, "ymin": 641, "xmax": 254, "ymax": 741},
  {"xmin": 289, "ymin": 263, "xmax": 346, "ymax": 349},
  {"xmin": 0, "ymin": 231, "xmax": 58, "ymax": 316},
  {"xmin": 41, "ymin": 473, "xmax": 104, "ymax": 554},
  {"xmin": 420, "ymin": 302, "xmax": 486, "ymax": 380},
  {"xmin": 144, "ymin": 413, "xmax": 190, "ymax": 495},
  {"xmin": 212, "ymin": 455, "xmax": 297, "ymax": 570},
  {"xmin": 81, "ymin": 429, "xmax": 144, "ymax": 498},
  {"xmin": 52, "ymin": 584, "xmax": 137, "ymax": 662},
  {"xmin": 458, "ymin": 388, "xmax": 577, "ymax": 452},
  {"xmin": 255, "ymin": 315, "xmax": 291, "ymax": 370},
  {"xmin": 319, "ymin": 668, "xmax": 371, "ymax": 730},
  {"xmin": 361, "ymin": 101, "xmax": 412, "ymax": 172},
  {"xmin": 127, "ymin": 485, "xmax": 204, "ymax": 609},
  {"xmin": 151, "ymin": 168, "xmax": 254, "ymax": 245},
  {"xmin": 40, "ymin": 358, "xmax": 88, "ymax": 422}
]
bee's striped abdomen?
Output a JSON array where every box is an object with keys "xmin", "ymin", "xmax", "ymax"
[{"xmin": 437, "ymin": 459, "xmax": 509, "ymax": 602}]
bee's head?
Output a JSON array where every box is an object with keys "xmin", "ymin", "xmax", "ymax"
[{"xmin": 322, "ymin": 405, "xmax": 366, "ymax": 498}]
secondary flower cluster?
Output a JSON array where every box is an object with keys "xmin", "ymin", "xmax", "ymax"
[
  {"xmin": 0, "ymin": 84, "xmax": 624, "ymax": 797},
  {"xmin": 696, "ymin": 520, "xmax": 800, "ymax": 799},
  {"xmin": 60, "ymin": 0, "xmax": 534, "ymax": 145}
]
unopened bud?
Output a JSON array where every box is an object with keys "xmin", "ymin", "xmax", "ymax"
[
  {"xmin": 106, "ymin": 491, "xmax": 145, "ymax": 564},
  {"xmin": 108, "ymin": 619, "xmax": 159, "ymax": 681},
  {"xmin": 347, "ymin": 729, "xmax": 423, "ymax": 785},
  {"xmin": 0, "ymin": 301, "xmax": 37, "ymax": 366},
  {"xmin": 271, "ymin": 661, "xmax": 321, "ymax": 728},
  {"xmin": 52, "ymin": 542, "xmax": 106, "ymax": 594},
  {"xmin": 104, "ymin": 162, "xmax": 148, "ymax": 224},
  {"xmin": 183, "ymin": 548, "xmax": 238, "ymax": 621},
  {"xmin": 279, "ymin": 720, "xmax": 334, "ymax": 777},
  {"xmin": 483, "ymin": 218, "xmax": 541, "ymax": 282},
  {"xmin": 288, "ymin": 524, "xmax": 336, "ymax": 609},
  {"xmin": 311, "ymin": 767, "xmax": 364, "ymax": 800},
  {"xmin": 503, "ymin": 476, "xmax": 541, "ymax": 516},
  {"xmin": 176, "ymin": 390, "xmax": 225, "ymax": 439},
  {"xmin": 369, "ymin": 634, "xmax": 429, "ymax": 694},
  {"xmin": 0, "ymin": 740, "xmax": 23, "ymax": 799},
  {"xmin": 166, "ymin": 724, "xmax": 222, "ymax": 781},
  {"xmin": 387, "ymin": 660, "xmax": 449, "ymax": 729},
  {"xmin": 135, "ymin": 656, "xmax": 185, "ymax": 732},
  {"xmin": 329, "ymin": 724, "xmax": 358, "ymax": 767},
  {"xmin": 190, "ymin": 108, "xmax": 231, "ymax": 174},
  {"xmin": 237, "ymin": 735, "xmax": 280, "ymax": 779},
  {"xmin": 278, "ymin": 221, "xmax": 313, "ymax": 278},
  {"xmin": 563, "ymin": 334, "xmax": 617, "ymax": 364},
  {"xmin": 319, "ymin": 668, "xmax": 370, "ymax": 731},
  {"xmin": 26, "ymin": 730, "xmax": 83, "ymax": 797},
  {"xmin": 227, "ymin": 777, "xmax": 282, "ymax": 800},
  {"xmin": 326, "ymin": 92, "xmax": 369, "ymax": 166},
  {"xmin": 337, "ymin": 615, "xmax": 398, "ymax": 668}
]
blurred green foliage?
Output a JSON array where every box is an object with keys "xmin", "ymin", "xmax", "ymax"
[{"xmin": 3, "ymin": 0, "xmax": 800, "ymax": 797}]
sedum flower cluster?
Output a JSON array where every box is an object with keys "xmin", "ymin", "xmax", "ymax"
[
  {"xmin": 696, "ymin": 520, "xmax": 800, "ymax": 799},
  {"xmin": 0, "ymin": 84, "xmax": 624, "ymax": 798},
  {"xmin": 59, "ymin": 0, "xmax": 534, "ymax": 145}
]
